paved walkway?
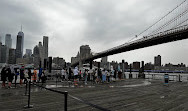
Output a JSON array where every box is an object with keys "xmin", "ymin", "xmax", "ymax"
[{"xmin": 1, "ymin": 79, "xmax": 188, "ymax": 111}]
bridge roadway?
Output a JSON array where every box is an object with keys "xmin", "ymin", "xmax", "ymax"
[{"xmin": 72, "ymin": 25, "xmax": 188, "ymax": 66}]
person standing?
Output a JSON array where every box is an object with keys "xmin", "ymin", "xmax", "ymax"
[
  {"xmin": 32, "ymin": 68, "xmax": 37, "ymax": 84},
  {"xmin": 41, "ymin": 70, "xmax": 46, "ymax": 85},
  {"xmin": 84, "ymin": 69, "xmax": 88, "ymax": 85},
  {"xmin": 6, "ymin": 66, "xmax": 13, "ymax": 88},
  {"xmin": 14, "ymin": 68, "xmax": 19, "ymax": 87},
  {"xmin": 114, "ymin": 70, "xmax": 117, "ymax": 80},
  {"xmin": 1, "ymin": 67, "xmax": 6, "ymax": 88},
  {"xmin": 28, "ymin": 69, "xmax": 32, "ymax": 80},
  {"xmin": 73, "ymin": 67, "xmax": 79, "ymax": 85},
  {"xmin": 61, "ymin": 68, "xmax": 65, "ymax": 82},
  {"xmin": 20, "ymin": 67, "xmax": 25, "ymax": 86},
  {"xmin": 65, "ymin": 69, "xmax": 68, "ymax": 81},
  {"xmin": 102, "ymin": 69, "xmax": 106, "ymax": 83},
  {"xmin": 106, "ymin": 70, "xmax": 110, "ymax": 83},
  {"xmin": 38, "ymin": 68, "xmax": 43, "ymax": 82}
]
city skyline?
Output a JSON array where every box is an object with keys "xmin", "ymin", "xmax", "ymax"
[{"xmin": 0, "ymin": 0, "xmax": 188, "ymax": 65}]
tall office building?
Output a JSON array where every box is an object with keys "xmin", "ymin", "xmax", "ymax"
[
  {"xmin": 5, "ymin": 34, "xmax": 12, "ymax": 48},
  {"xmin": 16, "ymin": 31, "xmax": 24, "ymax": 58},
  {"xmin": 154, "ymin": 55, "xmax": 161, "ymax": 66},
  {"xmin": 8, "ymin": 48, "xmax": 16, "ymax": 64},
  {"xmin": 43, "ymin": 36, "xmax": 48, "ymax": 59},
  {"xmin": 33, "ymin": 45, "xmax": 40, "ymax": 68},
  {"xmin": 5, "ymin": 34, "xmax": 12, "ymax": 63},
  {"xmin": 133, "ymin": 62, "xmax": 140, "ymax": 69},
  {"xmin": 0, "ymin": 45, "xmax": 7, "ymax": 63}
]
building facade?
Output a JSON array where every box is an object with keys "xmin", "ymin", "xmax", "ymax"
[
  {"xmin": 43, "ymin": 36, "xmax": 48, "ymax": 59},
  {"xmin": 8, "ymin": 48, "xmax": 16, "ymax": 64},
  {"xmin": 16, "ymin": 31, "xmax": 24, "ymax": 59},
  {"xmin": 133, "ymin": 62, "xmax": 140, "ymax": 70},
  {"xmin": 0, "ymin": 45, "xmax": 7, "ymax": 63},
  {"xmin": 154, "ymin": 55, "xmax": 161, "ymax": 66}
]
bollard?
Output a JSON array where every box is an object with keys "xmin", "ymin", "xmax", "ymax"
[
  {"xmin": 64, "ymin": 91, "xmax": 68, "ymax": 111},
  {"xmin": 24, "ymin": 80, "xmax": 33, "ymax": 108}
]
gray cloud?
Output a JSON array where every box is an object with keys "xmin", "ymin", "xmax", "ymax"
[{"xmin": 0, "ymin": 0, "xmax": 187, "ymax": 65}]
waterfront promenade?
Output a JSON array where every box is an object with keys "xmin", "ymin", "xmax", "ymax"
[{"xmin": 1, "ymin": 79, "xmax": 188, "ymax": 111}]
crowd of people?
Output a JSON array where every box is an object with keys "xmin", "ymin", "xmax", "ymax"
[
  {"xmin": 59, "ymin": 67, "xmax": 123, "ymax": 85},
  {"xmin": 1, "ymin": 65, "xmax": 124, "ymax": 88},
  {"xmin": 1, "ymin": 65, "xmax": 47, "ymax": 88}
]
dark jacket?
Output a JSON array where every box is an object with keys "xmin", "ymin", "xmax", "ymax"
[{"xmin": 1, "ymin": 67, "xmax": 6, "ymax": 81}]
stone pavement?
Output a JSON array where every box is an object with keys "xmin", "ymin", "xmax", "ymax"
[{"xmin": 1, "ymin": 79, "xmax": 188, "ymax": 111}]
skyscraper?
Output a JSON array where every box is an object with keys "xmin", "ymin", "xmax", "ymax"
[
  {"xmin": 5, "ymin": 34, "xmax": 12, "ymax": 48},
  {"xmin": 16, "ymin": 31, "xmax": 24, "ymax": 58},
  {"xmin": 33, "ymin": 45, "xmax": 40, "ymax": 68},
  {"xmin": 0, "ymin": 36, "xmax": 2, "ymax": 43},
  {"xmin": 0, "ymin": 45, "xmax": 7, "ymax": 63},
  {"xmin": 8, "ymin": 48, "xmax": 16, "ymax": 64},
  {"xmin": 5, "ymin": 34, "xmax": 12, "ymax": 63},
  {"xmin": 154, "ymin": 55, "xmax": 161, "ymax": 66},
  {"xmin": 43, "ymin": 36, "xmax": 48, "ymax": 59}
]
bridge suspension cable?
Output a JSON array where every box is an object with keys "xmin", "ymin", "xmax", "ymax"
[
  {"xmin": 137, "ymin": 0, "xmax": 187, "ymax": 37},
  {"xmin": 150, "ymin": 8, "xmax": 188, "ymax": 35},
  {"xmin": 126, "ymin": 0, "xmax": 187, "ymax": 43}
]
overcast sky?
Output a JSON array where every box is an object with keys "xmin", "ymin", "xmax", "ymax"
[{"xmin": 0, "ymin": 0, "xmax": 188, "ymax": 65}]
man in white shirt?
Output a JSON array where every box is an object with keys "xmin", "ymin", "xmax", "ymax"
[
  {"xmin": 74, "ymin": 67, "xmax": 79, "ymax": 85},
  {"xmin": 61, "ymin": 68, "xmax": 65, "ymax": 81}
]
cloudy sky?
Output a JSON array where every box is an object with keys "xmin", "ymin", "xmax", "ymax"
[{"xmin": 0, "ymin": 0, "xmax": 188, "ymax": 65}]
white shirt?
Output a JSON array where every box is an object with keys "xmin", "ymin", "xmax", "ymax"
[
  {"xmin": 74, "ymin": 67, "xmax": 79, "ymax": 76},
  {"xmin": 61, "ymin": 69, "xmax": 65, "ymax": 75}
]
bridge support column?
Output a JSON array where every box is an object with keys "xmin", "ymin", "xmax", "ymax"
[
  {"xmin": 90, "ymin": 60, "xmax": 93, "ymax": 69},
  {"xmin": 129, "ymin": 64, "xmax": 132, "ymax": 79},
  {"xmin": 122, "ymin": 60, "xmax": 125, "ymax": 79}
]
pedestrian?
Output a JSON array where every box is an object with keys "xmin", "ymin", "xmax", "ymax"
[
  {"xmin": 102, "ymin": 69, "xmax": 106, "ymax": 83},
  {"xmin": 65, "ymin": 69, "xmax": 68, "ymax": 81},
  {"xmin": 61, "ymin": 68, "xmax": 65, "ymax": 82},
  {"xmin": 84, "ymin": 69, "xmax": 88, "ymax": 85},
  {"xmin": 106, "ymin": 70, "xmax": 110, "ymax": 83},
  {"xmin": 24, "ymin": 69, "xmax": 29, "ymax": 84},
  {"xmin": 32, "ymin": 68, "xmax": 37, "ymax": 84},
  {"xmin": 6, "ymin": 66, "xmax": 13, "ymax": 88},
  {"xmin": 41, "ymin": 70, "xmax": 47, "ymax": 85},
  {"xmin": 38, "ymin": 68, "xmax": 43, "ymax": 82},
  {"xmin": 114, "ymin": 70, "xmax": 117, "ymax": 80},
  {"xmin": 14, "ymin": 68, "xmax": 19, "ymax": 87},
  {"xmin": 118, "ymin": 71, "xmax": 122, "ymax": 80},
  {"xmin": 68, "ymin": 68, "xmax": 72, "ymax": 81},
  {"xmin": 28, "ymin": 68, "xmax": 32, "ymax": 80},
  {"xmin": 1, "ymin": 67, "xmax": 6, "ymax": 88},
  {"xmin": 73, "ymin": 67, "xmax": 79, "ymax": 85},
  {"xmin": 20, "ymin": 67, "xmax": 25, "ymax": 86}
]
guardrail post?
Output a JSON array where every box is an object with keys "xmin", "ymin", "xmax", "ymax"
[
  {"xmin": 24, "ymin": 80, "xmax": 33, "ymax": 108},
  {"xmin": 64, "ymin": 91, "xmax": 68, "ymax": 111}
]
